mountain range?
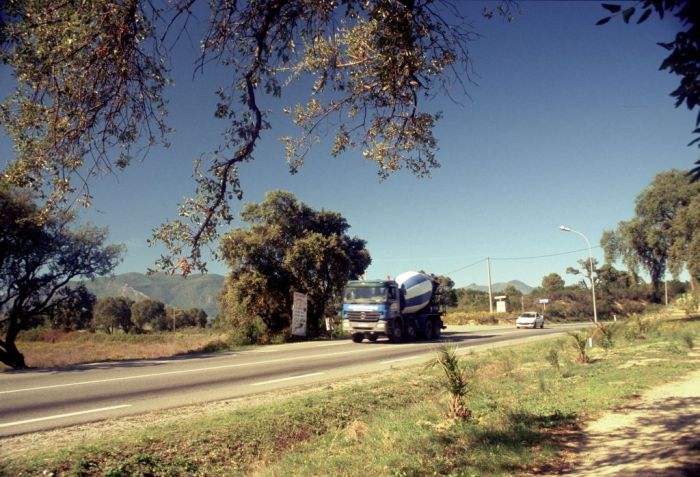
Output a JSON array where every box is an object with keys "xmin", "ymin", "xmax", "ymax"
[
  {"xmin": 81, "ymin": 272, "xmax": 225, "ymax": 319},
  {"xmin": 81, "ymin": 273, "xmax": 534, "ymax": 319},
  {"xmin": 462, "ymin": 280, "xmax": 534, "ymax": 295}
]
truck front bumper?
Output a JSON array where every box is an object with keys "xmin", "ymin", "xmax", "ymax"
[{"xmin": 343, "ymin": 320, "xmax": 388, "ymax": 335}]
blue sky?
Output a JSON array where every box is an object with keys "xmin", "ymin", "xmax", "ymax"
[{"xmin": 2, "ymin": 1, "xmax": 697, "ymax": 289}]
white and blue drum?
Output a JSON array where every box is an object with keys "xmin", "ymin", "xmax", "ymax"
[{"xmin": 395, "ymin": 271, "xmax": 435, "ymax": 314}]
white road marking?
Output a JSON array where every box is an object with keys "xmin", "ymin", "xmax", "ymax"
[
  {"xmin": 381, "ymin": 355, "xmax": 426, "ymax": 364},
  {"xmin": 251, "ymin": 341, "xmax": 347, "ymax": 352},
  {"xmin": 0, "ymin": 404, "xmax": 131, "ymax": 428},
  {"xmin": 0, "ymin": 346, "xmax": 396, "ymax": 395},
  {"xmin": 251, "ymin": 372, "xmax": 325, "ymax": 387}
]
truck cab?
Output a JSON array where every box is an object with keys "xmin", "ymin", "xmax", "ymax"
[{"xmin": 341, "ymin": 280, "xmax": 399, "ymax": 342}]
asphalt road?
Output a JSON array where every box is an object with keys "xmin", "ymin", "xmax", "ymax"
[{"xmin": 0, "ymin": 323, "xmax": 588, "ymax": 437}]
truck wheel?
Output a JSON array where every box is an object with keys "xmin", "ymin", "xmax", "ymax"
[
  {"xmin": 351, "ymin": 333, "xmax": 364, "ymax": 343},
  {"xmin": 389, "ymin": 320, "xmax": 403, "ymax": 343},
  {"xmin": 406, "ymin": 321, "xmax": 417, "ymax": 341},
  {"xmin": 423, "ymin": 320, "xmax": 435, "ymax": 341},
  {"xmin": 367, "ymin": 334, "xmax": 378, "ymax": 342},
  {"xmin": 433, "ymin": 321, "xmax": 442, "ymax": 339}
]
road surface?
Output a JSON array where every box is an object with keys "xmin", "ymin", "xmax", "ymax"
[{"xmin": 0, "ymin": 323, "xmax": 586, "ymax": 437}]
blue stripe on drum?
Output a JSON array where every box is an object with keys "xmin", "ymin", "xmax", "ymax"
[
  {"xmin": 400, "ymin": 274, "xmax": 426, "ymax": 290},
  {"xmin": 405, "ymin": 292, "xmax": 432, "ymax": 307}
]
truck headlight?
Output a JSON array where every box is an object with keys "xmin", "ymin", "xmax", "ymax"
[{"xmin": 375, "ymin": 321, "xmax": 385, "ymax": 329}]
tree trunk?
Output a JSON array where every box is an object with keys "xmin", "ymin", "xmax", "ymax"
[{"xmin": 0, "ymin": 341, "xmax": 28, "ymax": 369}]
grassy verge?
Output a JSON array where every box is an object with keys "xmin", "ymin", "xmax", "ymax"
[
  {"xmin": 2, "ymin": 312, "xmax": 699, "ymax": 476},
  {"xmin": 9, "ymin": 329, "xmax": 231, "ymax": 369}
]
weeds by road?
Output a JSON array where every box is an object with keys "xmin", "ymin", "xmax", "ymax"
[
  {"xmin": 1, "ymin": 311, "xmax": 698, "ymax": 476},
  {"xmin": 4, "ymin": 329, "xmax": 230, "ymax": 369}
]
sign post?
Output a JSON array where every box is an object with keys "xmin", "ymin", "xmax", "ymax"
[
  {"xmin": 291, "ymin": 292, "xmax": 308, "ymax": 337},
  {"xmin": 539, "ymin": 298, "xmax": 549, "ymax": 316}
]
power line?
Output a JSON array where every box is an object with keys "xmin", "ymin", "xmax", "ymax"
[
  {"xmin": 446, "ymin": 246, "xmax": 603, "ymax": 275},
  {"xmin": 445, "ymin": 258, "xmax": 487, "ymax": 275},
  {"xmin": 491, "ymin": 245, "xmax": 602, "ymax": 261}
]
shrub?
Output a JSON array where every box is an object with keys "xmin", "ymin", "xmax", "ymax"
[
  {"xmin": 680, "ymin": 332, "xmax": 695, "ymax": 351},
  {"xmin": 229, "ymin": 318, "xmax": 269, "ymax": 346},
  {"xmin": 443, "ymin": 311, "xmax": 511, "ymax": 326},
  {"xmin": 568, "ymin": 331, "xmax": 590, "ymax": 364},
  {"xmin": 426, "ymin": 345, "xmax": 475, "ymax": 421},
  {"xmin": 593, "ymin": 323, "xmax": 619, "ymax": 349},
  {"xmin": 545, "ymin": 348, "xmax": 560, "ymax": 370}
]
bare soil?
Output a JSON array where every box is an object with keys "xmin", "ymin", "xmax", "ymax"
[{"xmin": 544, "ymin": 367, "xmax": 700, "ymax": 476}]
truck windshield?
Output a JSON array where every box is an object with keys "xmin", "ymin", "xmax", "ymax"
[{"xmin": 344, "ymin": 286, "xmax": 387, "ymax": 302}]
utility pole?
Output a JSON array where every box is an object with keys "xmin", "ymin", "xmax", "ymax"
[{"xmin": 487, "ymin": 257, "xmax": 494, "ymax": 313}]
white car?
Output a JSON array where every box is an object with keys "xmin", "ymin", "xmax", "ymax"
[{"xmin": 516, "ymin": 312, "xmax": 544, "ymax": 329}]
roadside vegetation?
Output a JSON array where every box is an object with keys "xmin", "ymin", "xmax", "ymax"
[
  {"xmin": 9, "ymin": 328, "xmax": 230, "ymax": 369},
  {"xmin": 2, "ymin": 308, "xmax": 698, "ymax": 477}
]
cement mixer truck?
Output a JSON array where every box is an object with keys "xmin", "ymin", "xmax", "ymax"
[{"xmin": 341, "ymin": 271, "xmax": 445, "ymax": 343}]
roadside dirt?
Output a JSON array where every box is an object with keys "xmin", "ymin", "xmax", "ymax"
[{"xmin": 543, "ymin": 367, "xmax": 700, "ymax": 476}]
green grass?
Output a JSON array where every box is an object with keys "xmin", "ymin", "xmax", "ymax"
[{"xmin": 2, "ymin": 312, "xmax": 699, "ymax": 477}]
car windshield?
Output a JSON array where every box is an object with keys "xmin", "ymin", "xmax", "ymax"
[
  {"xmin": 344, "ymin": 286, "xmax": 387, "ymax": 302},
  {"xmin": 521, "ymin": 312, "xmax": 537, "ymax": 318}
]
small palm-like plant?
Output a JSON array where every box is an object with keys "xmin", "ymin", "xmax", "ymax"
[
  {"xmin": 426, "ymin": 345, "xmax": 472, "ymax": 420},
  {"xmin": 568, "ymin": 331, "xmax": 590, "ymax": 364}
]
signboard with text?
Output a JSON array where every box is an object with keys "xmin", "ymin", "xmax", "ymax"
[{"xmin": 291, "ymin": 292, "xmax": 308, "ymax": 337}]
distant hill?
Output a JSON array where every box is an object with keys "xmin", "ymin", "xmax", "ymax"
[
  {"xmin": 81, "ymin": 272, "xmax": 225, "ymax": 319},
  {"xmin": 463, "ymin": 280, "xmax": 534, "ymax": 295}
]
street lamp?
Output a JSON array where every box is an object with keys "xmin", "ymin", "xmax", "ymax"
[{"xmin": 559, "ymin": 225, "xmax": 598, "ymax": 324}]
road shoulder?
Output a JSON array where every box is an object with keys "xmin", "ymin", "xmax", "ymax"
[{"xmin": 548, "ymin": 366, "xmax": 700, "ymax": 476}]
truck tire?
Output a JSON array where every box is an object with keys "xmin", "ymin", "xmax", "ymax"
[
  {"xmin": 367, "ymin": 334, "xmax": 378, "ymax": 342},
  {"xmin": 423, "ymin": 319, "xmax": 435, "ymax": 341},
  {"xmin": 389, "ymin": 319, "xmax": 403, "ymax": 343},
  {"xmin": 351, "ymin": 333, "xmax": 364, "ymax": 343},
  {"xmin": 433, "ymin": 320, "xmax": 442, "ymax": 339},
  {"xmin": 406, "ymin": 320, "xmax": 417, "ymax": 341}
]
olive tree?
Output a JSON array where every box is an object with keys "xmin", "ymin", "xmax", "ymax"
[
  {"xmin": 219, "ymin": 190, "xmax": 370, "ymax": 336},
  {"xmin": 0, "ymin": 0, "xmax": 503, "ymax": 274},
  {"xmin": 0, "ymin": 186, "xmax": 123, "ymax": 369}
]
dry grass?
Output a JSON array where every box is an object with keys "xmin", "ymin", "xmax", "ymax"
[{"xmin": 10, "ymin": 330, "xmax": 230, "ymax": 369}]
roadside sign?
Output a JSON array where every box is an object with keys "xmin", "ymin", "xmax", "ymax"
[
  {"xmin": 291, "ymin": 292, "xmax": 308, "ymax": 337},
  {"xmin": 539, "ymin": 298, "xmax": 549, "ymax": 304}
]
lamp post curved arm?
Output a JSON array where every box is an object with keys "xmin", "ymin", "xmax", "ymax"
[{"xmin": 559, "ymin": 225, "xmax": 598, "ymax": 324}]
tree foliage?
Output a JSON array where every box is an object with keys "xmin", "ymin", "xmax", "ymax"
[
  {"xmin": 219, "ymin": 190, "xmax": 370, "ymax": 336},
  {"xmin": 0, "ymin": 186, "xmax": 123, "ymax": 368},
  {"xmin": 93, "ymin": 296, "xmax": 134, "ymax": 334},
  {"xmin": 49, "ymin": 284, "xmax": 97, "ymax": 331},
  {"xmin": 541, "ymin": 272, "xmax": 565, "ymax": 292},
  {"xmin": 602, "ymin": 169, "xmax": 700, "ymax": 300},
  {"xmin": 0, "ymin": 0, "xmax": 504, "ymax": 274},
  {"xmin": 431, "ymin": 274, "xmax": 458, "ymax": 308},
  {"xmin": 598, "ymin": 1, "xmax": 700, "ymax": 179},
  {"xmin": 566, "ymin": 258, "xmax": 600, "ymax": 290},
  {"xmin": 131, "ymin": 299, "xmax": 167, "ymax": 332}
]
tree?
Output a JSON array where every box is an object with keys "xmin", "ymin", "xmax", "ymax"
[
  {"xmin": 602, "ymin": 170, "xmax": 700, "ymax": 301},
  {"xmin": 669, "ymin": 194, "xmax": 700, "ymax": 294},
  {"xmin": 188, "ymin": 308, "xmax": 208, "ymax": 328},
  {"xmin": 131, "ymin": 299, "xmax": 167, "ymax": 332},
  {"xmin": 219, "ymin": 190, "xmax": 371, "ymax": 336},
  {"xmin": 431, "ymin": 274, "xmax": 458, "ymax": 309},
  {"xmin": 93, "ymin": 297, "xmax": 134, "ymax": 334},
  {"xmin": 541, "ymin": 273, "xmax": 565, "ymax": 293},
  {"xmin": 566, "ymin": 258, "xmax": 600, "ymax": 290},
  {"xmin": 454, "ymin": 288, "xmax": 490, "ymax": 312},
  {"xmin": 501, "ymin": 284, "xmax": 523, "ymax": 312},
  {"xmin": 0, "ymin": 187, "xmax": 123, "ymax": 369},
  {"xmin": 598, "ymin": 1, "xmax": 700, "ymax": 179},
  {"xmin": 49, "ymin": 285, "xmax": 97, "ymax": 331},
  {"xmin": 0, "ymin": 1, "xmax": 508, "ymax": 274}
]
